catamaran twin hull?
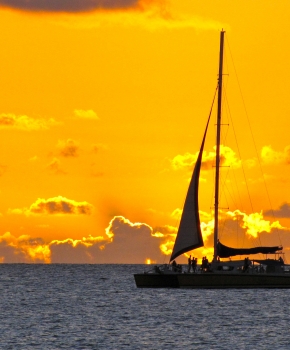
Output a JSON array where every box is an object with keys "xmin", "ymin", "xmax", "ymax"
[{"xmin": 134, "ymin": 273, "xmax": 290, "ymax": 289}]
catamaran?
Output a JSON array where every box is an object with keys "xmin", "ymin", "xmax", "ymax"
[{"xmin": 134, "ymin": 30, "xmax": 290, "ymax": 288}]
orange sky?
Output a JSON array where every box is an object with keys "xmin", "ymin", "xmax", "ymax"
[{"xmin": 0, "ymin": 0, "xmax": 290, "ymax": 263}]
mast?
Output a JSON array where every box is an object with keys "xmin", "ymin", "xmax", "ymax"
[{"xmin": 213, "ymin": 30, "xmax": 225, "ymax": 261}]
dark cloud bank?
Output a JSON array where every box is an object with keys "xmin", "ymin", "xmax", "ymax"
[
  {"xmin": 264, "ymin": 203, "xmax": 290, "ymax": 219},
  {"xmin": 0, "ymin": 0, "xmax": 140, "ymax": 12}
]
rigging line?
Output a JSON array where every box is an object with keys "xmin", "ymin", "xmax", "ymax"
[
  {"xmin": 197, "ymin": 84, "xmax": 219, "ymax": 254},
  {"xmin": 218, "ymin": 174, "xmax": 231, "ymax": 241},
  {"xmin": 223, "ymin": 82, "xmax": 263, "ymax": 248},
  {"xmin": 200, "ymin": 83, "xmax": 219, "ymax": 238},
  {"xmin": 207, "ymin": 84, "xmax": 219, "ymax": 211},
  {"xmin": 218, "ymin": 167, "xmax": 243, "ymax": 244},
  {"xmin": 227, "ymin": 170, "xmax": 249, "ymax": 251},
  {"xmin": 170, "ymin": 84, "xmax": 218, "ymax": 263},
  {"xmin": 223, "ymin": 84, "xmax": 254, "ymax": 213},
  {"xmin": 218, "ymin": 216, "xmax": 227, "ymax": 242},
  {"xmin": 223, "ymin": 88, "xmax": 245, "ymax": 210},
  {"xmin": 219, "ymin": 164, "xmax": 230, "ymax": 205},
  {"xmin": 231, "ymin": 167, "xmax": 244, "ymax": 212},
  {"xmin": 224, "ymin": 175, "xmax": 238, "ymax": 209},
  {"xmin": 226, "ymin": 36, "xmax": 282, "ymax": 247},
  {"xmin": 220, "ymin": 83, "xmax": 243, "ymax": 213},
  {"xmin": 221, "ymin": 86, "xmax": 245, "ymax": 212},
  {"xmin": 210, "ymin": 163, "xmax": 215, "ymax": 214},
  {"xmin": 209, "ymin": 83, "xmax": 219, "ymax": 122}
]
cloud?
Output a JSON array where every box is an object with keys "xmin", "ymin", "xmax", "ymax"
[
  {"xmin": 57, "ymin": 139, "xmax": 79, "ymax": 157},
  {"xmin": 49, "ymin": 215, "xmax": 167, "ymax": 263},
  {"xmin": 244, "ymin": 158, "xmax": 257, "ymax": 169},
  {"xmin": 0, "ymin": 211, "xmax": 288, "ymax": 263},
  {"xmin": 170, "ymin": 208, "xmax": 182, "ymax": 220},
  {"xmin": 52, "ymin": 235, "xmax": 105, "ymax": 248},
  {"xmin": 153, "ymin": 225, "xmax": 177, "ymax": 237},
  {"xmin": 74, "ymin": 109, "xmax": 99, "ymax": 120},
  {"xmin": 16, "ymin": 1, "xmax": 224, "ymax": 32},
  {"xmin": 105, "ymin": 215, "xmax": 153, "ymax": 239},
  {"xmin": 171, "ymin": 152, "xmax": 198, "ymax": 171},
  {"xmin": 10, "ymin": 196, "xmax": 94, "ymax": 216},
  {"xmin": 0, "ymin": 232, "xmax": 50, "ymax": 263},
  {"xmin": 0, "ymin": 113, "xmax": 59, "ymax": 131},
  {"xmin": 91, "ymin": 143, "xmax": 107, "ymax": 153},
  {"xmin": 264, "ymin": 203, "xmax": 290, "ymax": 219},
  {"xmin": 30, "ymin": 196, "xmax": 94, "ymax": 215},
  {"xmin": 0, "ymin": 0, "xmax": 224, "ymax": 33},
  {"xmin": 0, "ymin": 231, "xmax": 107, "ymax": 263},
  {"xmin": 200, "ymin": 218, "xmax": 214, "ymax": 242},
  {"xmin": 226, "ymin": 209, "xmax": 284, "ymax": 239},
  {"xmin": 103, "ymin": 6, "xmax": 223, "ymax": 31},
  {"xmin": 46, "ymin": 158, "xmax": 66, "ymax": 175},
  {"xmin": 49, "ymin": 236, "xmax": 106, "ymax": 263},
  {"xmin": 103, "ymin": 215, "xmax": 164, "ymax": 263},
  {"xmin": 8, "ymin": 208, "xmax": 23, "ymax": 215},
  {"xmin": 0, "ymin": 215, "xmax": 162, "ymax": 263},
  {"xmin": 261, "ymin": 145, "xmax": 290, "ymax": 165},
  {"xmin": 0, "ymin": 0, "xmax": 140, "ymax": 12},
  {"xmin": 247, "ymin": 173, "xmax": 274, "ymax": 185},
  {"xmin": 153, "ymin": 224, "xmax": 177, "ymax": 256},
  {"xmin": 171, "ymin": 145, "xmax": 241, "ymax": 171}
]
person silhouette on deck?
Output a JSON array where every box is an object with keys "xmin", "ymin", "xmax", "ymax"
[
  {"xmin": 187, "ymin": 255, "xmax": 192, "ymax": 272},
  {"xmin": 204, "ymin": 257, "xmax": 209, "ymax": 269},
  {"xmin": 191, "ymin": 257, "xmax": 197, "ymax": 273},
  {"xmin": 243, "ymin": 257, "xmax": 250, "ymax": 272}
]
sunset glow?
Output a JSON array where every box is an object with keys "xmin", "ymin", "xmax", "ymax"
[{"xmin": 0, "ymin": 1, "xmax": 290, "ymax": 263}]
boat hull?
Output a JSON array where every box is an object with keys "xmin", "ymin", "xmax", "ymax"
[
  {"xmin": 178, "ymin": 272, "xmax": 290, "ymax": 289},
  {"xmin": 134, "ymin": 273, "xmax": 180, "ymax": 288}
]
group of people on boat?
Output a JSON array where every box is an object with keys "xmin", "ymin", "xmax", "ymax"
[
  {"xmin": 171, "ymin": 260, "xmax": 182, "ymax": 273},
  {"xmin": 201, "ymin": 256, "xmax": 210, "ymax": 271},
  {"xmin": 186, "ymin": 255, "xmax": 198, "ymax": 273}
]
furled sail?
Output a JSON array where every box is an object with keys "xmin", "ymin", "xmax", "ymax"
[
  {"xmin": 170, "ymin": 116, "xmax": 211, "ymax": 262},
  {"xmin": 217, "ymin": 241, "xmax": 282, "ymax": 258}
]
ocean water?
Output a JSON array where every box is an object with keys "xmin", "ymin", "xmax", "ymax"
[{"xmin": 0, "ymin": 264, "xmax": 290, "ymax": 350}]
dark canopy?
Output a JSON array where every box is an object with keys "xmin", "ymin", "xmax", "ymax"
[{"xmin": 217, "ymin": 241, "xmax": 282, "ymax": 258}]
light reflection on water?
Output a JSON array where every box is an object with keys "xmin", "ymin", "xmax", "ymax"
[{"xmin": 0, "ymin": 264, "xmax": 289, "ymax": 349}]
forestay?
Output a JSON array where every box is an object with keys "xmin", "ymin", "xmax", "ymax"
[{"xmin": 170, "ymin": 115, "xmax": 211, "ymax": 262}]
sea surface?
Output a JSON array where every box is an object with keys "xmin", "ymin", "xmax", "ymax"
[{"xmin": 0, "ymin": 264, "xmax": 290, "ymax": 349}]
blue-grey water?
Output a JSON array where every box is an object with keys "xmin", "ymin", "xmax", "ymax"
[{"xmin": 0, "ymin": 264, "xmax": 289, "ymax": 349}]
